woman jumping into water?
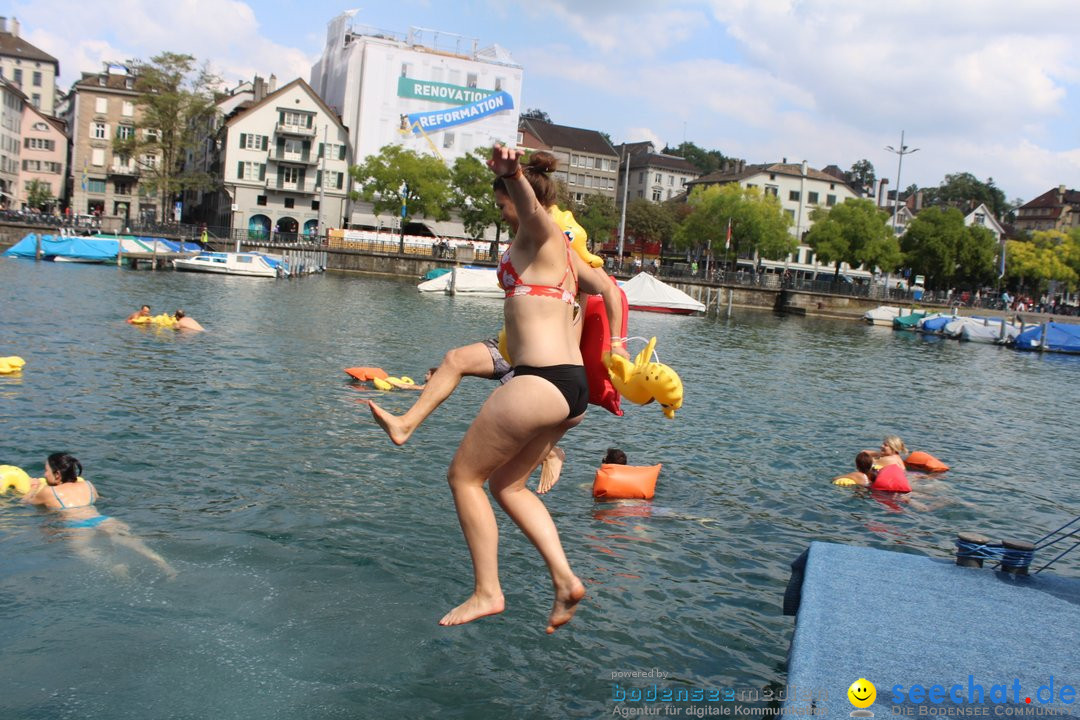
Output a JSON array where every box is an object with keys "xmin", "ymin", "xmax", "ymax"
[{"xmin": 437, "ymin": 144, "xmax": 622, "ymax": 632}]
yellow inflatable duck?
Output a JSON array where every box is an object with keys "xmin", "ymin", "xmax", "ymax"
[
  {"xmin": 0, "ymin": 356, "xmax": 26, "ymax": 374},
  {"xmin": 372, "ymin": 376, "xmax": 415, "ymax": 391},
  {"xmin": 549, "ymin": 205, "xmax": 603, "ymax": 268},
  {"xmin": 604, "ymin": 337, "xmax": 684, "ymax": 419}
]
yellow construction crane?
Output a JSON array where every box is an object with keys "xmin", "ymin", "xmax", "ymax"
[{"xmin": 399, "ymin": 117, "xmax": 444, "ymax": 161}]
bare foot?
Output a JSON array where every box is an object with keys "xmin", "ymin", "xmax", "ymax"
[
  {"xmin": 366, "ymin": 400, "xmax": 414, "ymax": 446},
  {"xmin": 546, "ymin": 576, "xmax": 586, "ymax": 634},
  {"xmin": 439, "ymin": 591, "xmax": 505, "ymax": 626},
  {"xmin": 537, "ymin": 447, "xmax": 566, "ymax": 494}
]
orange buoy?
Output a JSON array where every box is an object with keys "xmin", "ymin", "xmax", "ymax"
[
  {"xmin": 344, "ymin": 367, "xmax": 388, "ymax": 382},
  {"xmin": 592, "ymin": 463, "xmax": 662, "ymax": 500},
  {"xmin": 904, "ymin": 451, "xmax": 949, "ymax": 473}
]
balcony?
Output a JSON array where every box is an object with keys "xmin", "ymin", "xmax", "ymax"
[
  {"xmin": 268, "ymin": 150, "xmax": 318, "ymax": 165},
  {"xmin": 266, "ymin": 178, "xmax": 318, "ymax": 194},
  {"xmin": 107, "ymin": 164, "xmax": 140, "ymax": 177},
  {"xmin": 275, "ymin": 122, "xmax": 316, "ymax": 137}
]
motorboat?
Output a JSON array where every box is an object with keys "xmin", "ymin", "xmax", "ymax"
[
  {"xmin": 620, "ymin": 273, "xmax": 705, "ymax": 315},
  {"xmin": 173, "ymin": 251, "xmax": 282, "ymax": 278},
  {"xmin": 863, "ymin": 305, "xmax": 901, "ymax": 326},
  {"xmin": 961, "ymin": 319, "xmax": 1024, "ymax": 344},
  {"xmin": 893, "ymin": 311, "xmax": 927, "ymax": 330},
  {"xmin": 417, "ymin": 266, "xmax": 501, "ymax": 297}
]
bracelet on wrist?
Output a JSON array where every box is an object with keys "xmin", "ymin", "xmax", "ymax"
[{"xmin": 500, "ymin": 166, "xmax": 523, "ymax": 180}]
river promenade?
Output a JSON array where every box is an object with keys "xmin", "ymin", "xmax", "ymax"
[{"xmin": 2, "ymin": 220, "xmax": 1075, "ymax": 325}]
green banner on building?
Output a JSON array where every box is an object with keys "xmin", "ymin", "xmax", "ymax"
[{"xmin": 397, "ymin": 77, "xmax": 495, "ymax": 105}]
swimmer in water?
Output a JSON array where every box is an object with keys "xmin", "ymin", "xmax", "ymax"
[{"xmin": 23, "ymin": 452, "xmax": 176, "ymax": 578}]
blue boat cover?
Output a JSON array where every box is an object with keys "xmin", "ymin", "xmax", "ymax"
[
  {"xmin": 1014, "ymin": 321, "xmax": 1080, "ymax": 353},
  {"xmin": 921, "ymin": 315, "xmax": 952, "ymax": 333},
  {"xmin": 2, "ymin": 234, "xmax": 119, "ymax": 260}
]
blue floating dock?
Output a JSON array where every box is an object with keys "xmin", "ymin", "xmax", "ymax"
[{"xmin": 783, "ymin": 542, "xmax": 1080, "ymax": 718}]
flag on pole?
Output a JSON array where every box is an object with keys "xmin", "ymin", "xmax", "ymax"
[
  {"xmin": 725, "ymin": 218, "xmax": 732, "ymax": 250},
  {"xmin": 80, "ymin": 163, "xmax": 88, "ymax": 192}
]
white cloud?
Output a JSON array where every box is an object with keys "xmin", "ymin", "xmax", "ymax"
[{"xmin": 13, "ymin": 0, "xmax": 315, "ymax": 89}]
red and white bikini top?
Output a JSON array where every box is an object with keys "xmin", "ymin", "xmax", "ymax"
[{"xmin": 497, "ymin": 241, "xmax": 578, "ymax": 305}]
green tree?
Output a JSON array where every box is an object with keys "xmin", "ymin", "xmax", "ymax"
[
  {"xmin": 625, "ymin": 198, "xmax": 677, "ymax": 247},
  {"xmin": 349, "ymin": 144, "xmax": 452, "ymax": 238},
  {"xmin": 113, "ymin": 52, "xmax": 221, "ymax": 221},
  {"xmin": 805, "ymin": 198, "xmax": 898, "ymax": 277},
  {"xmin": 520, "ymin": 108, "xmax": 551, "ymax": 122},
  {"xmin": 449, "ymin": 149, "xmax": 500, "ymax": 240},
  {"xmin": 662, "ymin": 141, "xmax": 728, "ymax": 175},
  {"xmin": 24, "ymin": 179, "xmax": 55, "ymax": 210},
  {"xmin": 573, "ymin": 193, "xmax": 618, "ymax": 249},
  {"xmin": 674, "ymin": 183, "xmax": 793, "ymax": 260},
  {"xmin": 1005, "ymin": 231, "xmax": 1080, "ymax": 294},
  {"xmin": 901, "ymin": 206, "xmax": 969, "ymax": 290},
  {"xmin": 922, "ymin": 172, "xmax": 1008, "ymax": 219},
  {"xmin": 953, "ymin": 225, "xmax": 999, "ymax": 288},
  {"xmin": 848, "ymin": 159, "xmax": 876, "ymax": 189}
]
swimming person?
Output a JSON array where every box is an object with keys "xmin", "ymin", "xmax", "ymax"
[
  {"xmin": 23, "ymin": 452, "xmax": 177, "ymax": 578},
  {"xmin": 126, "ymin": 304, "xmax": 151, "ymax": 323},
  {"xmin": 173, "ymin": 310, "xmax": 205, "ymax": 332},
  {"xmin": 436, "ymin": 145, "xmax": 621, "ymax": 632},
  {"xmin": 832, "ymin": 450, "xmax": 874, "ymax": 487}
]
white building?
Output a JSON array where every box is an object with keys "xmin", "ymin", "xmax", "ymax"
[
  {"xmin": 964, "ymin": 202, "xmax": 1004, "ymax": 244},
  {"xmin": 310, "ymin": 11, "xmax": 522, "ymax": 168},
  {"xmin": 210, "ymin": 78, "xmax": 351, "ymax": 240},
  {"xmin": 0, "ymin": 17, "xmax": 58, "ymax": 116},
  {"xmin": 685, "ymin": 160, "xmax": 864, "ymax": 275},
  {"xmin": 615, "ymin": 141, "xmax": 701, "ymax": 206}
]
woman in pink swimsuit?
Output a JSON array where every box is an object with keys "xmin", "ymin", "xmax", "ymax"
[{"xmin": 437, "ymin": 145, "xmax": 622, "ymax": 633}]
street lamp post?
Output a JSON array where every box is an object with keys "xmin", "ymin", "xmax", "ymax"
[
  {"xmin": 885, "ymin": 130, "xmax": 919, "ymax": 236},
  {"xmin": 617, "ymin": 146, "xmax": 630, "ymax": 270}
]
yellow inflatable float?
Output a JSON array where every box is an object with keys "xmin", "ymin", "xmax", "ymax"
[
  {"xmin": 0, "ymin": 465, "xmax": 35, "ymax": 494},
  {"xmin": 130, "ymin": 314, "xmax": 179, "ymax": 328},
  {"xmin": 0, "ymin": 465, "xmax": 86, "ymax": 495},
  {"xmin": 603, "ymin": 337, "xmax": 684, "ymax": 419},
  {"xmin": 0, "ymin": 356, "xmax": 26, "ymax": 374}
]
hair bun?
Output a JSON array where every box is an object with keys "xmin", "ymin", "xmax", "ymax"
[{"xmin": 526, "ymin": 150, "xmax": 558, "ymax": 174}]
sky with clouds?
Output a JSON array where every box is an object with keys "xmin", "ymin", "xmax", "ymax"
[{"xmin": 7, "ymin": 0, "xmax": 1079, "ymax": 203}]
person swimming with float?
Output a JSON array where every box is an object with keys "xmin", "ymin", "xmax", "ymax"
[{"xmin": 23, "ymin": 452, "xmax": 177, "ymax": 577}]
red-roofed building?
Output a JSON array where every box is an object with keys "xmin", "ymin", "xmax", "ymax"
[{"xmin": 1014, "ymin": 185, "xmax": 1080, "ymax": 233}]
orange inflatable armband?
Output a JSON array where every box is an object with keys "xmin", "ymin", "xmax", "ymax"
[
  {"xmin": 344, "ymin": 367, "xmax": 389, "ymax": 382},
  {"xmin": 592, "ymin": 463, "xmax": 662, "ymax": 500},
  {"xmin": 904, "ymin": 451, "xmax": 949, "ymax": 473}
]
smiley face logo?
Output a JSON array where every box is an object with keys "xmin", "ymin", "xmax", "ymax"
[{"xmin": 848, "ymin": 678, "xmax": 877, "ymax": 709}]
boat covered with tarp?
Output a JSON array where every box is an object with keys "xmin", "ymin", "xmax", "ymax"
[
  {"xmin": 1013, "ymin": 321, "xmax": 1080, "ymax": 353},
  {"xmin": 892, "ymin": 311, "xmax": 927, "ymax": 330},
  {"xmin": 417, "ymin": 266, "xmax": 501, "ymax": 297},
  {"xmin": 619, "ymin": 273, "xmax": 705, "ymax": 315},
  {"xmin": 2, "ymin": 233, "xmax": 201, "ymax": 262}
]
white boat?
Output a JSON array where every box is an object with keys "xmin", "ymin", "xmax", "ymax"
[
  {"xmin": 619, "ymin": 273, "xmax": 705, "ymax": 315},
  {"xmin": 173, "ymin": 251, "xmax": 282, "ymax": 278},
  {"xmin": 417, "ymin": 266, "xmax": 502, "ymax": 297},
  {"xmin": 52, "ymin": 255, "xmax": 107, "ymax": 264},
  {"xmin": 961, "ymin": 319, "xmax": 1025, "ymax": 344},
  {"xmin": 863, "ymin": 305, "xmax": 901, "ymax": 326},
  {"xmin": 943, "ymin": 316, "xmax": 999, "ymax": 339}
]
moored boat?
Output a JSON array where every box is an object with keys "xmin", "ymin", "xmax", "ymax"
[
  {"xmin": 620, "ymin": 273, "xmax": 705, "ymax": 315},
  {"xmin": 1013, "ymin": 321, "xmax": 1080, "ymax": 353},
  {"xmin": 173, "ymin": 251, "xmax": 282, "ymax": 278}
]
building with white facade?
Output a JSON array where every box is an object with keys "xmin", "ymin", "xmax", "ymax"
[
  {"xmin": 18, "ymin": 102, "xmax": 65, "ymax": 210},
  {"xmin": 206, "ymin": 78, "xmax": 351, "ymax": 240},
  {"xmin": 686, "ymin": 160, "xmax": 862, "ymax": 273},
  {"xmin": 0, "ymin": 17, "xmax": 58, "ymax": 116},
  {"xmin": 311, "ymin": 11, "xmax": 522, "ymax": 167},
  {"xmin": 615, "ymin": 141, "xmax": 700, "ymax": 207}
]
